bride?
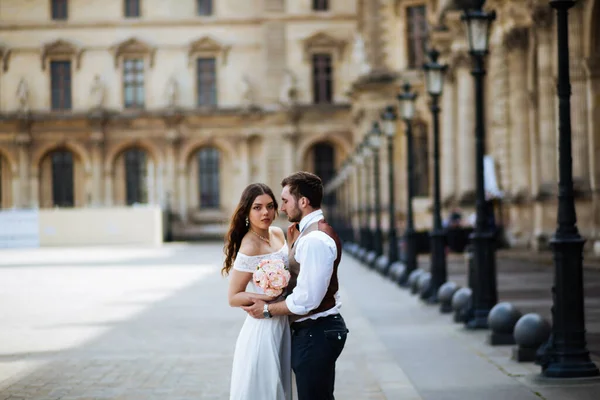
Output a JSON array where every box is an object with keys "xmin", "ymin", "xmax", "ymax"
[{"xmin": 223, "ymin": 183, "xmax": 293, "ymax": 400}]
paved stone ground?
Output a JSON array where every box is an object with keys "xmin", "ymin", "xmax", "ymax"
[
  {"xmin": 1, "ymin": 243, "xmax": 599, "ymax": 400},
  {"xmin": 0, "ymin": 244, "xmax": 419, "ymax": 400}
]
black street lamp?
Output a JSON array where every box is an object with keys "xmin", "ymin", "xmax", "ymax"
[
  {"xmin": 353, "ymin": 144, "xmax": 368, "ymax": 252},
  {"xmin": 396, "ymin": 82, "xmax": 418, "ymax": 285},
  {"xmin": 422, "ymin": 48, "xmax": 448, "ymax": 303},
  {"xmin": 368, "ymin": 122, "xmax": 385, "ymax": 261},
  {"xmin": 381, "ymin": 106, "xmax": 400, "ymax": 272},
  {"xmin": 361, "ymin": 140, "xmax": 375, "ymax": 255},
  {"xmin": 537, "ymin": 0, "xmax": 599, "ymax": 378},
  {"xmin": 461, "ymin": 4, "xmax": 498, "ymax": 329}
]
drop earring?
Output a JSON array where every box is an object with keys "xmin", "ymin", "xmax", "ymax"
[{"xmin": 245, "ymin": 217, "xmax": 249, "ymax": 227}]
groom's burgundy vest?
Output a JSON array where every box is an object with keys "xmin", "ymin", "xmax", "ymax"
[{"xmin": 287, "ymin": 219, "xmax": 342, "ymax": 320}]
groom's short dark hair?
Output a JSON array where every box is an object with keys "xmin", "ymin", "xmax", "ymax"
[{"xmin": 281, "ymin": 172, "xmax": 323, "ymax": 209}]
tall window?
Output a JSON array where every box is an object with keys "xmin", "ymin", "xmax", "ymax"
[
  {"xmin": 124, "ymin": 0, "xmax": 140, "ymax": 18},
  {"xmin": 50, "ymin": 61, "xmax": 72, "ymax": 110},
  {"xmin": 313, "ymin": 143, "xmax": 335, "ymax": 206},
  {"xmin": 123, "ymin": 59, "xmax": 145, "ymax": 109},
  {"xmin": 197, "ymin": 0, "xmax": 213, "ymax": 16},
  {"xmin": 406, "ymin": 5, "xmax": 428, "ymax": 69},
  {"xmin": 52, "ymin": 150, "xmax": 74, "ymax": 207},
  {"xmin": 51, "ymin": 0, "xmax": 68, "ymax": 20},
  {"xmin": 312, "ymin": 53, "xmax": 333, "ymax": 104},
  {"xmin": 124, "ymin": 149, "xmax": 148, "ymax": 205},
  {"xmin": 197, "ymin": 58, "xmax": 217, "ymax": 107},
  {"xmin": 198, "ymin": 148, "xmax": 220, "ymax": 209},
  {"xmin": 414, "ymin": 123, "xmax": 430, "ymax": 197},
  {"xmin": 313, "ymin": 0, "xmax": 329, "ymax": 11}
]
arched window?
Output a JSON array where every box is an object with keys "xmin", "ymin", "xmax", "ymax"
[
  {"xmin": 124, "ymin": 148, "xmax": 148, "ymax": 205},
  {"xmin": 414, "ymin": 123, "xmax": 430, "ymax": 197},
  {"xmin": 198, "ymin": 147, "xmax": 220, "ymax": 209},
  {"xmin": 51, "ymin": 150, "xmax": 74, "ymax": 207},
  {"xmin": 313, "ymin": 142, "xmax": 336, "ymax": 206}
]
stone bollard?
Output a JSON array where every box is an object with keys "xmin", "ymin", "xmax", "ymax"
[
  {"xmin": 375, "ymin": 255, "xmax": 389, "ymax": 275},
  {"xmin": 417, "ymin": 272, "xmax": 432, "ymax": 299},
  {"xmin": 451, "ymin": 287, "xmax": 472, "ymax": 323},
  {"xmin": 365, "ymin": 251, "xmax": 378, "ymax": 267},
  {"xmin": 487, "ymin": 302, "xmax": 522, "ymax": 345},
  {"xmin": 408, "ymin": 269, "xmax": 424, "ymax": 294},
  {"xmin": 438, "ymin": 281, "xmax": 460, "ymax": 314},
  {"xmin": 346, "ymin": 243, "xmax": 358, "ymax": 257},
  {"xmin": 388, "ymin": 262, "xmax": 406, "ymax": 283},
  {"xmin": 512, "ymin": 313, "xmax": 551, "ymax": 362},
  {"xmin": 356, "ymin": 248, "xmax": 367, "ymax": 262}
]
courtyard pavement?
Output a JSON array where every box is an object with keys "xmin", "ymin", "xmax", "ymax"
[{"xmin": 0, "ymin": 242, "xmax": 599, "ymax": 399}]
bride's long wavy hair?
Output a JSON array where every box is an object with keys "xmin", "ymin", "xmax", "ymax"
[{"xmin": 222, "ymin": 183, "xmax": 279, "ymax": 276}]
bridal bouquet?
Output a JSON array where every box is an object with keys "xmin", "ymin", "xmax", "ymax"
[{"xmin": 253, "ymin": 259, "xmax": 291, "ymax": 297}]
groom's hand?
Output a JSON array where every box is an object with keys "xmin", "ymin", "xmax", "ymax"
[{"xmin": 242, "ymin": 299, "xmax": 266, "ymax": 319}]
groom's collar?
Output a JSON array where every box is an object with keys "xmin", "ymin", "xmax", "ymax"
[{"xmin": 299, "ymin": 209, "xmax": 323, "ymax": 233}]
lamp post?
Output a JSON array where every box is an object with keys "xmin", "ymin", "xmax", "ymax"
[
  {"xmin": 537, "ymin": 0, "xmax": 600, "ymax": 378},
  {"xmin": 368, "ymin": 122, "xmax": 384, "ymax": 261},
  {"xmin": 354, "ymin": 145, "xmax": 367, "ymax": 252},
  {"xmin": 461, "ymin": 4, "xmax": 498, "ymax": 329},
  {"xmin": 397, "ymin": 83, "xmax": 418, "ymax": 285},
  {"xmin": 361, "ymin": 140, "xmax": 374, "ymax": 255},
  {"xmin": 346, "ymin": 160, "xmax": 357, "ymax": 244},
  {"xmin": 381, "ymin": 106, "xmax": 400, "ymax": 271},
  {"xmin": 343, "ymin": 162, "xmax": 353, "ymax": 242},
  {"xmin": 422, "ymin": 48, "xmax": 448, "ymax": 303}
]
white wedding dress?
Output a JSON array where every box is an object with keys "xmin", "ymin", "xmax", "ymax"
[{"xmin": 229, "ymin": 243, "xmax": 292, "ymax": 400}]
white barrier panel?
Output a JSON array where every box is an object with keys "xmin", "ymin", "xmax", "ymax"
[
  {"xmin": 38, "ymin": 206, "xmax": 163, "ymax": 247},
  {"xmin": 0, "ymin": 209, "xmax": 41, "ymax": 248}
]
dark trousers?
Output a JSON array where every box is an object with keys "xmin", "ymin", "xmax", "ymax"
[{"xmin": 291, "ymin": 314, "xmax": 349, "ymax": 400}]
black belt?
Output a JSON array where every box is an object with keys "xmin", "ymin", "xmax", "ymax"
[{"xmin": 290, "ymin": 313, "xmax": 340, "ymax": 331}]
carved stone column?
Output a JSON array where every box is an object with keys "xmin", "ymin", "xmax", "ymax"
[
  {"xmin": 584, "ymin": 56, "xmax": 600, "ymax": 240},
  {"xmin": 237, "ymin": 134, "xmax": 250, "ymax": 192},
  {"xmin": 505, "ymin": 27, "xmax": 531, "ymax": 201},
  {"xmin": 488, "ymin": 27, "xmax": 511, "ymax": 195},
  {"xmin": 453, "ymin": 52, "xmax": 476, "ymax": 204},
  {"xmin": 15, "ymin": 132, "xmax": 31, "ymax": 208},
  {"xmin": 164, "ymin": 114, "xmax": 182, "ymax": 212},
  {"xmin": 89, "ymin": 113, "xmax": 107, "ymax": 207},
  {"xmin": 282, "ymin": 130, "xmax": 298, "ymax": 180},
  {"xmin": 441, "ymin": 72, "xmax": 457, "ymax": 204},
  {"xmin": 533, "ymin": 6, "xmax": 557, "ymax": 193},
  {"xmin": 178, "ymin": 165, "xmax": 187, "ymax": 223}
]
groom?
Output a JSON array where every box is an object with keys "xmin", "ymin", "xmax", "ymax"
[{"xmin": 243, "ymin": 171, "xmax": 348, "ymax": 400}]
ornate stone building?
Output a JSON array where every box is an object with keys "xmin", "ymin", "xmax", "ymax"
[
  {"xmin": 0, "ymin": 0, "xmax": 357, "ymax": 238},
  {"xmin": 347, "ymin": 0, "xmax": 600, "ymax": 252}
]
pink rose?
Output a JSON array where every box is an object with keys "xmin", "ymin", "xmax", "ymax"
[
  {"xmin": 264, "ymin": 287, "xmax": 283, "ymax": 297},
  {"xmin": 269, "ymin": 270, "xmax": 290, "ymax": 290}
]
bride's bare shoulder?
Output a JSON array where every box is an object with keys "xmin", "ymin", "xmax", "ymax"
[
  {"xmin": 270, "ymin": 226, "xmax": 285, "ymax": 242},
  {"xmin": 238, "ymin": 234, "xmax": 261, "ymax": 256}
]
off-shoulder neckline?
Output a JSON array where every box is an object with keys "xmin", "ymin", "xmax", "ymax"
[{"xmin": 237, "ymin": 242, "xmax": 287, "ymax": 258}]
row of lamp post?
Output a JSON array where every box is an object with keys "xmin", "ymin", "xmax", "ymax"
[{"xmin": 325, "ymin": 0, "xmax": 598, "ymax": 378}]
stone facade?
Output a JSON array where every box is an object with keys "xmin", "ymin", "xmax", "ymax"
[
  {"xmin": 346, "ymin": 0, "xmax": 600, "ymax": 252},
  {"xmin": 0, "ymin": 0, "xmax": 357, "ymax": 238}
]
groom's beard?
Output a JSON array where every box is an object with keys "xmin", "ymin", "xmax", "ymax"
[{"xmin": 286, "ymin": 208, "xmax": 302, "ymax": 223}]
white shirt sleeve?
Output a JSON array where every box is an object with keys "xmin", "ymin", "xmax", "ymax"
[{"xmin": 285, "ymin": 231, "xmax": 337, "ymax": 316}]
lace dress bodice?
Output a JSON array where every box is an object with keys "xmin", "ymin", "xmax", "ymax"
[{"xmin": 232, "ymin": 243, "xmax": 289, "ymax": 294}]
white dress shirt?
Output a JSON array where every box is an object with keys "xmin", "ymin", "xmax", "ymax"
[{"xmin": 285, "ymin": 210, "xmax": 342, "ymax": 322}]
